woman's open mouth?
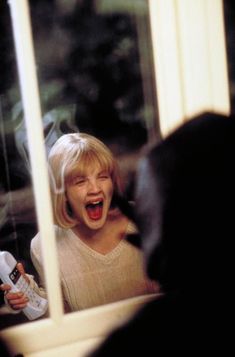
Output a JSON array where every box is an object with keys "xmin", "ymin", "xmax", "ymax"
[{"xmin": 85, "ymin": 200, "xmax": 103, "ymax": 220}]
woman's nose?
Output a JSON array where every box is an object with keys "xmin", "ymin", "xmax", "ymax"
[{"xmin": 87, "ymin": 179, "xmax": 100, "ymax": 192}]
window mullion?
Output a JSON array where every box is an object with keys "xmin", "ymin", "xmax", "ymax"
[{"xmin": 8, "ymin": 0, "xmax": 63, "ymax": 323}]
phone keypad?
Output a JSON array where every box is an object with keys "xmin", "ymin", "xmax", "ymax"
[{"xmin": 15, "ymin": 275, "xmax": 44, "ymax": 309}]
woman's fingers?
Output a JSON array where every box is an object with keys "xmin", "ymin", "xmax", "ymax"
[
  {"xmin": 17, "ymin": 263, "xmax": 30, "ymax": 283},
  {"xmin": 1, "ymin": 283, "xmax": 29, "ymax": 310},
  {"xmin": 5, "ymin": 291, "xmax": 29, "ymax": 310},
  {"xmin": 0, "ymin": 283, "xmax": 11, "ymax": 292},
  {"xmin": 0, "ymin": 263, "xmax": 30, "ymax": 310}
]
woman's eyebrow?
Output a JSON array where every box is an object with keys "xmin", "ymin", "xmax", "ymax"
[
  {"xmin": 73, "ymin": 173, "xmax": 86, "ymax": 179},
  {"xmin": 99, "ymin": 170, "xmax": 106, "ymax": 174},
  {"xmin": 67, "ymin": 171, "xmax": 85, "ymax": 183},
  {"xmin": 98, "ymin": 170, "xmax": 110, "ymax": 176}
]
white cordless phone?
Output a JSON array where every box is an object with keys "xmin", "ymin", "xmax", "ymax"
[{"xmin": 0, "ymin": 251, "xmax": 48, "ymax": 320}]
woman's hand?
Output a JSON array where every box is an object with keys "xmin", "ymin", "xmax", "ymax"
[{"xmin": 0, "ymin": 263, "xmax": 30, "ymax": 310}]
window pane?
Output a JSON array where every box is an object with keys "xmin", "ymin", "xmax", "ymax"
[
  {"xmin": 30, "ymin": 0, "xmax": 161, "ymax": 198},
  {"xmin": 1, "ymin": 0, "xmax": 161, "ymax": 327},
  {"xmin": 29, "ymin": 0, "xmax": 160, "ymax": 314},
  {"xmin": 0, "ymin": 0, "xmax": 48, "ymax": 328}
]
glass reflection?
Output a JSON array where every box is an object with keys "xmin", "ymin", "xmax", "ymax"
[
  {"xmin": 30, "ymin": 0, "xmax": 160, "ymax": 190},
  {"xmin": 0, "ymin": 0, "xmax": 46, "ymax": 328},
  {"xmin": 1, "ymin": 0, "xmax": 161, "ymax": 327},
  {"xmin": 29, "ymin": 0, "xmax": 161, "ymax": 315}
]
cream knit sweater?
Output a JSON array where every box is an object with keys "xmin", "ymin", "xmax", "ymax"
[{"xmin": 30, "ymin": 224, "xmax": 158, "ymax": 312}]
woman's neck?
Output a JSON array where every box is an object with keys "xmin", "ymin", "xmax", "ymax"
[{"xmin": 72, "ymin": 214, "xmax": 129, "ymax": 254}]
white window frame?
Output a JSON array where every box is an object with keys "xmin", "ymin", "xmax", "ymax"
[
  {"xmin": 148, "ymin": 0, "xmax": 230, "ymax": 136},
  {"xmin": 1, "ymin": 0, "xmax": 230, "ymax": 356}
]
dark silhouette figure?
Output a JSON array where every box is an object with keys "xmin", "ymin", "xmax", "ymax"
[
  {"xmin": 0, "ymin": 338, "xmax": 11, "ymax": 357},
  {"xmin": 89, "ymin": 112, "xmax": 235, "ymax": 356}
]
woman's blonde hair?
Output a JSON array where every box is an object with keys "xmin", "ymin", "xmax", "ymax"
[{"xmin": 48, "ymin": 132, "xmax": 122, "ymax": 228}]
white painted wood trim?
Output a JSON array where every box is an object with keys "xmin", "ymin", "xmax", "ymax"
[
  {"xmin": 148, "ymin": 0, "xmax": 230, "ymax": 137},
  {"xmin": 1, "ymin": 294, "xmax": 158, "ymax": 356},
  {"xmin": 8, "ymin": 0, "xmax": 63, "ymax": 322}
]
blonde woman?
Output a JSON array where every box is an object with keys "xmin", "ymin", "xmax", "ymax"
[{"xmin": 1, "ymin": 133, "xmax": 159, "ymax": 315}]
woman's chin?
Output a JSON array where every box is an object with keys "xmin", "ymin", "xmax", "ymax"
[{"xmin": 85, "ymin": 216, "xmax": 106, "ymax": 230}]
